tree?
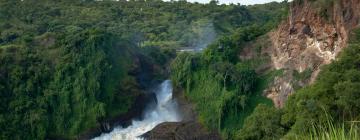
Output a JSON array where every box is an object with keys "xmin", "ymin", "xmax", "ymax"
[
  {"xmin": 237, "ymin": 104, "xmax": 286, "ymax": 140},
  {"xmin": 211, "ymin": 62, "xmax": 235, "ymax": 90}
]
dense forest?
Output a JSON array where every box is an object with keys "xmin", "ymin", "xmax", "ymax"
[
  {"xmin": 171, "ymin": 0, "xmax": 360, "ymax": 140},
  {"xmin": 171, "ymin": 17, "xmax": 360, "ymax": 140},
  {"xmin": 170, "ymin": 25, "xmax": 283, "ymax": 139},
  {"xmin": 0, "ymin": 0, "xmax": 288, "ymax": 139},
  {"xmin": 2, "ymin": 0, "xmax": 359, "ymax": 140}
]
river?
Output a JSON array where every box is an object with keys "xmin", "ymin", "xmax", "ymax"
[{"xmin": 93, "ymin": 80, "xmax": 182, "ymax": 140}]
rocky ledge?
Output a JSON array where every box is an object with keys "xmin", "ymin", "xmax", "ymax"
[
  {"xmin": 142, "ymin": 122, "xmax": 220, "ymax": 140},
  {"xmin": 142, "ymin": 88, "xmax": 221, "ymax": 140}
]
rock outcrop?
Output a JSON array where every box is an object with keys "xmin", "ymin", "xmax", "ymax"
[
  {"xmin": 142, "ymin": 122, "xmax": 220, "ymax": 140},
  {"xmin": 142, "ymin": 88, "xmax": 221, "ymax": 140},
  {"xmin": 266, "ymin": 0, "xmax": 360, "ymax": 107}
]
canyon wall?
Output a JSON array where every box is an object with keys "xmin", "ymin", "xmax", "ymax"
[{"xmin": 266, "ymin": 0, "xmax": 360, "ymax": 107}]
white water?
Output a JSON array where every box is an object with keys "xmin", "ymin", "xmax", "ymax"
[{"xmin": 93, "ymin": 80, "xmax": 181, "ymax": 140}]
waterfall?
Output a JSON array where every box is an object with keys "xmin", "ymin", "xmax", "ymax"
[{"xmin": 93, "ymin": 80, "xmax": 181, "ymax": 140}]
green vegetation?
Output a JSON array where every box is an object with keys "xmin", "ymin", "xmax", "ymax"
[
  {"xmin": 294, "ymin": 0, "xmax": 337, "ymax": 21},
  {"xmin": 236, "ymin": 104, "xmax": 286, "ymax": 140},
  {"xmin": 4, "ymin": 0, "xmax": 358, "ymax": 139},
  {"xmin": 0, "ymin": 0, "xmax": 289, "ymax": 139},
  {"xmin": 171, "ymin": 12, "xmax": 287, "ymax": 139},
  {"xmin": 0, "ymin": 29, "xmax": 138, "ymax": 139},
  {"xmin": 171, "ymin": 1, "xmax": 360, "ymax": 139},
  {"xmin": 282, "ymin": 29, "xmax": 360, "ymax": 138},
  {"xmin": 298, "ymin": 117, "xmax": 359, "ymax": 140},
  {"xmin": 237, "ymin": 29, "xmax": 360, "ymax": 140},
  {"xmin": 292, "ymin": 68, "xmax": 313, "ymax": 90},
  {"xmin": 293, "ymin": 69, "xmax": 313, "ymax": 82},
  {"xmin": 6, "ymin": 0, "xmax": 358, "ymax": 139},
  {"xmin": 0, "ymin": 0, "xmax": 287, "ymax": 49}
]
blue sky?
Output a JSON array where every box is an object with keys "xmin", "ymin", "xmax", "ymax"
[{"xmin": 165, "ymin": 0, "xmax": 287, "ymax": 5}]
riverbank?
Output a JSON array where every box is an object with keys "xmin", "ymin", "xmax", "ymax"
[
  {"xmin": 77, "ymin": 91, "xmax": 157, "ymax": 139},
  {"xmin": 91, "ymin": 80, "xmax": 182, "ymax": 140}
]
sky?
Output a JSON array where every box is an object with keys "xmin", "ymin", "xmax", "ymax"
[{"xmin": 165, "ymin": 0, "xmax": 287, "ymax": 5}]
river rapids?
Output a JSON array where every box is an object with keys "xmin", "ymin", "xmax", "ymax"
[{"xmin": 93, "ymin": 80, "xmax": 181, "ymax": 140}]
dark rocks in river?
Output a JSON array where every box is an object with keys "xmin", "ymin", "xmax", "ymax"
[{"xmin": 141, "ymin": 121, "xmax": 221, "ymax": 140}]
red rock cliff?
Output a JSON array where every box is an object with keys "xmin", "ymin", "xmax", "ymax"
[{"xmin": 266, "ymin": 0, "xmax": 360, "ymax": 108}]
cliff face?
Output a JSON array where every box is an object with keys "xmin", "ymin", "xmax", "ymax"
[{"xmin": 266, "ymin": 0, "xmax": 360, "ymax": 108}]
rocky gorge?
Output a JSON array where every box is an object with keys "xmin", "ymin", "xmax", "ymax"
[
  {"xmin": 88, "ymin": 0, "xmax": 360, "ymax": 139},
  {"xmin": 261, "ymin": 0, "xmax": 360, "ymax": 108}
]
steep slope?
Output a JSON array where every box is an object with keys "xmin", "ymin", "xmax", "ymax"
[
  {"xmin": 265, "ymin": 0, "xmax": 360, "ymax": 107},
  {"xmin": 168, "ymin": 2, "xmax": 289, "ymax": 139},
  {"xmin": 236, "ymin": 1, "xmax": 360, "ymax": 139}
]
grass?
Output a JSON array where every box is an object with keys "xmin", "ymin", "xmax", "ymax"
[
  {"xmin": 296, "ymin": 122, "xmax": 359, "ymax": 140},
  {"xmin": 294, "ymin": 113, "xmax": 360, "ymax": 140},
  {"xmin": 308, "ymin": 123, "xmax": 360, "ymax": 140}
]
